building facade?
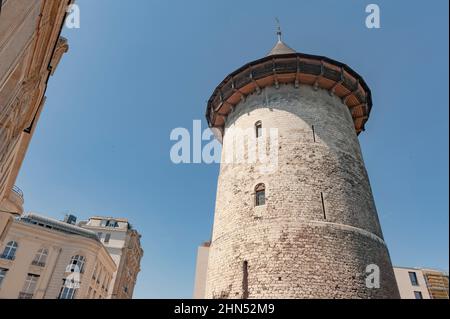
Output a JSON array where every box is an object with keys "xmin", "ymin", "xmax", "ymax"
[
  {"xmin": 80, "ymin": 216, "xmax": 143, "ymax": 299},
  {"xmin": 0, "ymin": 213, "xmax": 116, "ymax": 299},
  {"xmin": 394, "ymin": 266, "xmax": 449, "ymax": 299},
  {"xmin": 199, "ymin": 34, "xmax": 400, "ymax": 298},
  {"xmin": 422, "ymin": 269, "xmax": 449, "ymax": 299},
  {"xmin": 0, "ymin": 0, "xmax": 72, "ymax": 237}
]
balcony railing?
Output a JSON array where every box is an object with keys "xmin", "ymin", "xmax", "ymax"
[
  {"xmin": 12, "ymin": 185, "xmax": 24, "ymax": 199},
  {"xmin": 31, "ymin": 260, "xmax": 46, "ymax": 267},
  {"xmin": 0, "ymin": 254, "xmax": 15, "ymax": 261},
  {"xmin": 18, "ymin": 292, "xmax": 33, "ymax": 299}
]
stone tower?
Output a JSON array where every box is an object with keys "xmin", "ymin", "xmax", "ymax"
[{"xmin": 203, "ymin": 33, "xmax": 400, "ymax": 299}]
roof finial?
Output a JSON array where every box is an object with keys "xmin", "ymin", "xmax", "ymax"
[{"xmin": 275, "ymin": 17, "xmax": 282, "ymax": 42}]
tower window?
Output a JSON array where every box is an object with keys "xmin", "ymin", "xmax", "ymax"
[
  {"xmin": 255, "ymin": 183, "xmax": 266, "ymax": 206},
  {"xmin": 255, "ymin": 121, "xmax": 262, "ymax": 138},
  {"xmin": 320, "ymin": 192, "xmax": 326, "ymax": 219}
]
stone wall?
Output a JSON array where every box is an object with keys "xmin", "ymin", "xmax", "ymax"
[{"xmin": 204, "ymin": 84, "xmax": 399, "ymax": 299}]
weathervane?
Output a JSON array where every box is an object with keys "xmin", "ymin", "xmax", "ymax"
[{"xmin": 275, "ymin": 17, "xmax": 282, "ymax": 42}]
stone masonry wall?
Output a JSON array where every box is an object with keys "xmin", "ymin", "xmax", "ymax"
[{"xmin": 204, "ymin": 84, "xmax": 399, "ymax": 299}]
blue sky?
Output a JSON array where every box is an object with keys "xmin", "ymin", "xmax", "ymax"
[{"xmin": 16, "ymin": 0, "xmax": 448, "ymax": 298}]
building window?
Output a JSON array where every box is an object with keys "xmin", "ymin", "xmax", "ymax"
[
  {"xmin": 255, "ymin": 121, "xmax": 262, "ymax": 138},
  {"xmin": 104, "ymin": 233, "xmax": 111, "ymax": 244},
  {"xmin": 255, "ymin": 183, "xmax": 266, "ymax": 206},
  {"xmin": 19, "ymin": 274, "xmax": 39, "ymax": 299},
  {"xmin": 32, "ymin": 248, "xmax": 48, "ymax": 267},
  {"xmin": 409, "ymin": 271, "xmax": 419, "ymax": 286},
  {"xmin": 97, "ymin": 232, "xmax": 103, "ymax": 240},
  {"xmin": 0, "ymin": 268, "xmax": 7, "ymax": 288},
  {"xmin": 1, "ymin": 241, "xmax": 18, "ymax": 260},
  {"xmin": 414, "ymin": 291, "xmax": 423, "ymax": 299},
  {"xmin": 68, "ymin": 255, "xmax": 86, "ymax": 273},
  {"xmin": 58, "ymin": 279, "xmax": 77, "ymax": 299}
]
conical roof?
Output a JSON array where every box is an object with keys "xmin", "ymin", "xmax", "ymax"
[{"xmin": 267, "ymin": 39, "xmax": 296, "ymax": 56}]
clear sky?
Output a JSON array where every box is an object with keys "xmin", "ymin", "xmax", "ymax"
[{"xmin": 16, "ymin": 0, "xmax": 448, "ymax": 298}]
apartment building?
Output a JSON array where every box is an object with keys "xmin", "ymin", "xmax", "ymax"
[
  {"xmin": 394, "ymin": 266, "xmax": 449, "ymax": 299},
  {"xmin": 80, "ymin": 216, "xmax": 143, "ymax": 299}
]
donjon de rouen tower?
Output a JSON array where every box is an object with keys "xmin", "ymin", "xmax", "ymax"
[{"xmin": 195, "ymin": 31, "xmax": 400, "ymax": 299}]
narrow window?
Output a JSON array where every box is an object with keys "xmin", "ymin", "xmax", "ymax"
[
  {"xmin": 32, "ymin": 248, "xmax": 48, "ymax": 267},
  {"xmin": 20, "ymin": 274, "xmax": 40, "ymax": 299},
  {"xmin": 104, "ymin": 233, "xmax": 111, "ymax": 244},
  {"xmin": 97, "ymin": 232, "xmax": 103, "ymax": 240},
  {"xmin": 414, "ymin": 291, "xmax": 423, "ymax": 299},
  {"xmin": 242, "ymin": 261, "xmax": 249, "ymax": 299},
  {"xmin": 409, "ymin": 272, "xmax": 419, "ymax": 286},
  {"xmin": 312, "ymin": 125, "xmax": 316, "ymax": 142},
  {"xmin": 255, "ymin": 183, "xmax": 266, "ymax": 206},
  {"xmin": 255, "ymin": 121, "xmax": 262, "ymax": 138},
  {"xmin": 320, "ymin": 192, "xmax": 326, "ymax": 219}
]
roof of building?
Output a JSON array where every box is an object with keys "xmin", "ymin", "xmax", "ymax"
[
  {"xmin": 18, "ymin": 212, "xmax": 99, "ymax": 241},
  {"xmin": 267, "ymin": 40, "xmax": 296, "ymax": 56},
  {"xmin": 205, "ymin": 35, "xmax": 372, "ymax": 137},
  {"xmin": 88, "ymin": 216, "xmax": 129, "ymax": 223}
]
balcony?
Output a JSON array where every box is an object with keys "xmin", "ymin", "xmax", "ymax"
[
  {"xmin": 12, "ymin": 185, "xmax": 23, "ymax": 199},
  {"xmin": 18, "ymin": 292, "xmax": 33, "ymax": 299},
  {"xmin": 0, "ymin": 185, "xmax": 24, "ymax": 215}
]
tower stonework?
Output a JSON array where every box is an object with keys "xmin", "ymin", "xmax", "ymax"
[{"xmin": 203, "ymin": 39, "xmax": 400, "ymax": 299}]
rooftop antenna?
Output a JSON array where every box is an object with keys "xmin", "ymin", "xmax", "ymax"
[{"xmin": 275, "ymin": 17, "xmax": 282, "ymax": 42}]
